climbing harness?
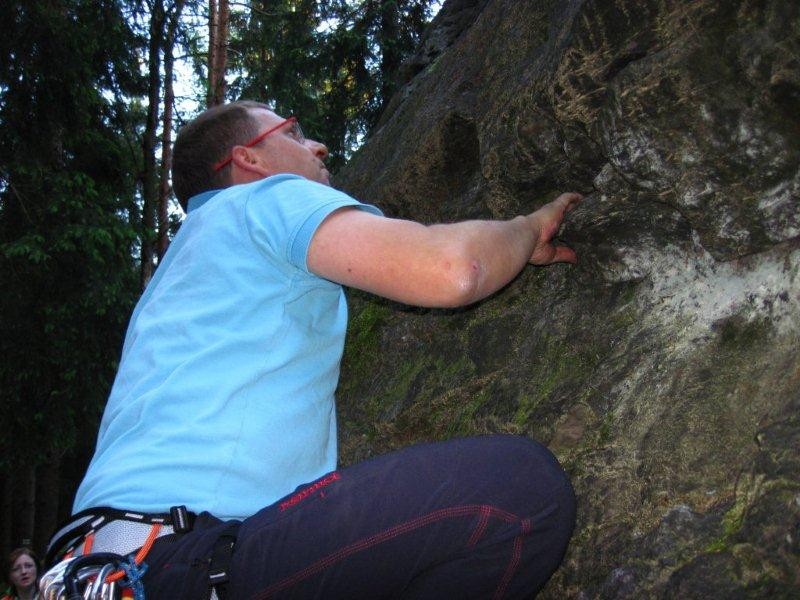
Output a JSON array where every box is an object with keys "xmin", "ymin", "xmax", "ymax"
[
  {"xmin": 44, "ymin": 506, "xmax": 193, "ymax": 568},
  {"xmin": 40, "ymin": 506, "xmax": 193, "ymax": 600},
  {"xmin": 39, "ymin": 552, "xmax": 133, "ymax": 600},
  {"xmin": 40, "ymin": 525, "xmax": 160, "ymax": 599},
  {"xmin": 41, "ymin": 505, "xmax": 239, "ymax": 600}
]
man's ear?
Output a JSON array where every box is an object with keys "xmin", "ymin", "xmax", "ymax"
[{"xmin": 229, "ymin": 145, "xmax": 272, "ymax": 180}]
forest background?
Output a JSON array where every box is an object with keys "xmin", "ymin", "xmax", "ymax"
[{"xmin": 0, "ymin": 0, "xmax": 441, "ymax": 559}]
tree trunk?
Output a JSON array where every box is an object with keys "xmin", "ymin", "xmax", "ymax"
[
  {"xmin": 13, "ymin": 464, "xmax": 36, "ymax": 548},
  {"xmin": 33, "ymin": 456, "xmax": 61, "ymax": 554},
  {"xmin": 379, "ymin": 0, "xmax": 401, "ymax": 110},
  {"xmin": 207, "ymin": 0, "xmax": 217, "ymax": 107},
  {"xmin": 207, "ymin": 0, "xmax": 229, "ymax": 107},
  {"xmin": 141, "ymin": 0, "xmax": 166, "ymax": 288},
  {"xmin": 158, "ymin": 0, "xmax": 185, "ymax": 253},
  {"xmin": 1, "ymin": 474, "xmax": 12, "ymax": 554}
]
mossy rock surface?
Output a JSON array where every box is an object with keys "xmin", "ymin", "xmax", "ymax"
[{"xmin": 336, "ymin": 0, "xmax": 800, "ymax": 597}]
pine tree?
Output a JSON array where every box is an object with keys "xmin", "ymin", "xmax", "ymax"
[
  {"xmin": 227, "ymin": 0, "xmax": 437, "ymax": 170},
  {"xmin": 0, "ymin": 0, "xmax": 145, "ymax": 550}
]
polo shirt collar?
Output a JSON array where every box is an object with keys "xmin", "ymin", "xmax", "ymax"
[{"xmin": 187, "ymin": 189, "xmax": 223, "ymax": 213}]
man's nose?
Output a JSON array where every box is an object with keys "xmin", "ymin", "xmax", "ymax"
[{"xmin": 307, "ymin": 139, "xmax": 329, "ymax": 160}]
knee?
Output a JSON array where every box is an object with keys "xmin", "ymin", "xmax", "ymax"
[
  {"xmin": 516, "ymin": 437, "xmax": 576, "ymax": 552},
  {"xmin": 443, "ymin": 434, "xmax": 576, "ymax": 520},
  {"xmin": 478, "ymin": 436, "xmax": 576, "ymax": 588},
  {"xmin": 485, "ymin": 434, "xmax": 576, "ymax": 521},
  {"xmin": 485, "ymin": 434, "xmax": 572, "ymax": 483}
]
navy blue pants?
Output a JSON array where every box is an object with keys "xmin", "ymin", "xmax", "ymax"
[{"xmin": 141, "ymin": 435, "xmax": 576, "ymax": 599}]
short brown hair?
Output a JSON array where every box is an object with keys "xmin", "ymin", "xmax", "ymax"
[{"xmin": 172, "ymin": 100, "xmax": 268, "ymax": 212}]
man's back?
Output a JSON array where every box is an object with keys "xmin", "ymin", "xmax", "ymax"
[{"xmin": 74, "ymin": 174, "xmax": 380, "ymax": 519}]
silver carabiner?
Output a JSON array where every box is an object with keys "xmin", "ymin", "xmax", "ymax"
[
  {"xmin": 41, "ymin": 552, "xmax": 126, "ymax": 600},
  {"xmin": 100, "ymin": 577, "xmax": 118, "ymax": 600},
  {"xmin": 89, "ymin": 563, "xmax": 117, "ymax": 600},
  {"xmin": 40, "ymin": 556, "xmax": 75, "ymax": 600},
  {"xmin": 42, "ymin": 579, "xmax": 66, "ymax": 600},
  {"xmin": 77, "ymin": 565, "xmax": 101, "ymax": 599}
]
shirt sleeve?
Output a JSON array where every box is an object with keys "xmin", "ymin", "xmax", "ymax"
[{"xmin": 244, "ymin": 175, "xmax": 383, "ymax": 273}]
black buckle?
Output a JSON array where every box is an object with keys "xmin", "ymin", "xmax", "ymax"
[
  {"xmin": 170, "ymin": 505, "xmax": 195, "ymax": 533},
  {"xmin": 207, "ymin": 522, "xmax": 241, "ymax": 600}
]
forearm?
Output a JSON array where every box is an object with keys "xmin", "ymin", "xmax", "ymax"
[
  {"xmin": 309, "ymin": 211, "xmax": 539, "ymax": 308},
  {"xmin": 308, "ymin": 193, "xmax": 580, "ymax": 309}
]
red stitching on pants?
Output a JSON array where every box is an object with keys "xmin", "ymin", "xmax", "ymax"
[
  {"xmin": 467, "ymin": 504, "xmax": 492, "ymax": 547},
  {"xmin": 252, "ymin": 504, "xmax": 519, "ymax": 599},
  {"xmin": 493, "ymin": 517, "xmax": 531, "ymax": 600}
]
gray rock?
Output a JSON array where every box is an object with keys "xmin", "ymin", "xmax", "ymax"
[{"xmin": 336, "ymin": 0, "xmax": 800, "ymax": 597}]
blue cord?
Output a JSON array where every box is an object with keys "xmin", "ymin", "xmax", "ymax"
[{"xmin": 120, "ymin": 555, "xmax": 148, "ymax": 600}]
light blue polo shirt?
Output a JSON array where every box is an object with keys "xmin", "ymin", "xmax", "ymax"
[{"xmin": 73, "ymin": 174, "xmax": 381, "ymax": 520}]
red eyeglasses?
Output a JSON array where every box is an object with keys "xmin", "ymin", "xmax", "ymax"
[{"xmin": 213, "ymin": 116, "xmax": 305, "ymax": 171}]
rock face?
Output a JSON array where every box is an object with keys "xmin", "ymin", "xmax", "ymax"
[{"xmin": 335, "ymin": 0, "xmax": 800, "ymax": 597}]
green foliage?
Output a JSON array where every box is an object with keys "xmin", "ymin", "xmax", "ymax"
[
  {"xmin": 226, "ymin": 0, "xmax": 437, "ymax": 171},
  {"xmin": 0, "ymin": 0, "xmax": 144, "ymax": 470}
]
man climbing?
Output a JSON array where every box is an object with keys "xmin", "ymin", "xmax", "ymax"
[{"xmin": 47, "ymin": 100, "xmax": 579, "ymax": 599}]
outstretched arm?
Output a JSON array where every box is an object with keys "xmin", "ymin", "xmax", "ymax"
[{"xmin": 307, "ymin": 192, "xmax": 582, "ymax": 308}]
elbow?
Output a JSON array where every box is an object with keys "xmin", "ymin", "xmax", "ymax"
[{"xmin": 436, "ymin": 254, "xmax": 484, "ymax": 308}]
